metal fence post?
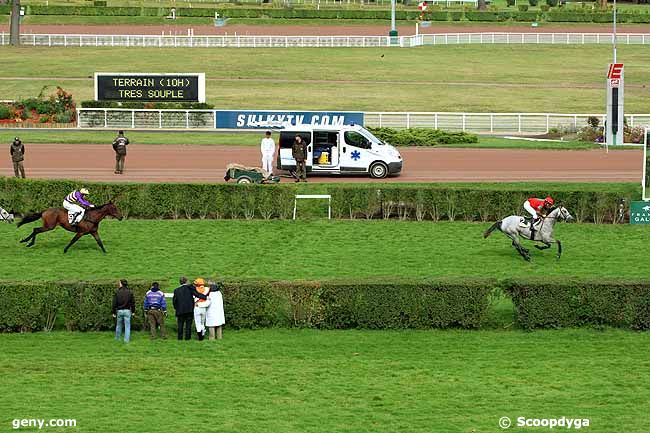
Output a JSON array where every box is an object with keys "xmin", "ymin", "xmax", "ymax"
[
  {"xmin": 546, "ymin": 114, "xmax": 549, "ymax": 133},
  {"xmin": 462, "ymin": 113, "xmax": 466, "ymax": 131},
  {"xmin": 574, "ymin": 115, "xmax": 577, "ymax": 130},
  {"xmin": 434, "ymin": 113, "xmax": 438, "ymax": 129},
  {"xmin": 104, "ymin": 109, "xmax": 108, "ymax": 128},
  {"xmin": 132, "ymin": 111, "xmax": 135, "ymax": 129},
  {"xmin": 186, "ymin": 111, "xmax": 190, "ymax": 128},
  {"xmin": 518, "ymin": 114, "xmax": 521, "ymax": 133},
  {"xmin": 490, "ymin": 115, "xmax": 493, "ymax": 133},
  {"xmin": 159, "ymin": 111, "xmax": 163, "ymax": 128},
  {"xmin": 379, "ymin": 113, "xmax": 383, "ymax": 128},
  {"xmin": 406, "ymin": 113, "xmax": 410, "ymax": 129}
]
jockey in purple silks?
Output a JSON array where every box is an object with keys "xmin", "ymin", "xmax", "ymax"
[{"xmin": 63, "ymin": 187, "xmax": 95, "ymax": 225}]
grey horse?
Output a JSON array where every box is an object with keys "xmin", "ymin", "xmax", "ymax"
[{"xmin": 483, "ymin": 206, "xmax": 574, "ymax": 261}]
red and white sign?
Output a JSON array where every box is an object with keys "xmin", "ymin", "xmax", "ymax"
[
  {"xmin": 610, "ymin": 78, "xmax": 620, "ymax": 88},
  {"xmin": 418, "ymin": 1, "xmax": 428, "ymax": 11},
  {"xmin": 607, "ymin": 63, "xmax": 624, "ymax": 79}
]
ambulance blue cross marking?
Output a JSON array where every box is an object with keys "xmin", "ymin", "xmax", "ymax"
[{"xmin": 351, "ymin": 150, "xmax": 361, "ymax": 161}]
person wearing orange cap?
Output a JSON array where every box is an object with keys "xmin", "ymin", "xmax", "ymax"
[
  {"xmin": 524, "ymin": 195, "xmax": 555, "ymax": 240},
  {"xmin": 192, "ymin": 278, "xmax": 211, "ymax": 341}
]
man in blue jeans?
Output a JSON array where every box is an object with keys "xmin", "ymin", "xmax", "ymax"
[{"xmin": 112, "ymin": 279, "xmax": 135, "ymax": 343}]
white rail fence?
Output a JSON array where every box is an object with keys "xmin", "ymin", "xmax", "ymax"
[
  {"xmin": 77, "ymin": 108, "xmax": 650, "ymax": 133},
  {"xmin": 4, "ymin": 32, "xmax": 650, "ymax": 48}
]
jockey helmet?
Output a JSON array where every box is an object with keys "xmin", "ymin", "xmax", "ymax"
[
  {"xmin": 79, "ymin": 188, "xmax": 90, "ymax": 195},
  {"xmin": 544, "ymin": 196, "xmax": 554, "ymax": 206}
]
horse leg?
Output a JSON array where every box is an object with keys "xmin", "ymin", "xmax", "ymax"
[
  {"xmin": 556, "ymin": 240, "xmax": 562, "ymax": 259},
  {"xmin": 511, "ymin": 238, "xmax": 530, "ymax": 261},
  {"xmin": 64, "ymin": 233, "xmax": 83, "ymax": 254},
  {"xmin": 23, "ymin": 227, "xmax": 48, "ymax": 247},
  {"xmin": 90, "ymin": 231, "xmax": 107, "ymax": 253},
  {"xmin": 535, "ymin": 242, "xmax": 551, "ymax": 250}
]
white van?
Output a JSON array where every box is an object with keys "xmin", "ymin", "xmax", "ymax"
[{"xmin": 276, "ymin": 124, "xmax": 402, "ymax": 178}]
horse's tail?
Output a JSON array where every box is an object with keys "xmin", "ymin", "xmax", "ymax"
[
  {"xmin": 17, "ymin": 212, "xmax": 42, "ymax": 228},
  {"xmin": 483, "ymin": 220, "xmax": 502, "ymax": 238}
]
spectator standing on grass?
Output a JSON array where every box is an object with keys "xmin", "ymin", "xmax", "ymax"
[
  {"xmin": 260, "ymin": 130, "xmax": 275, "ymax": 176},
  {"xmin": 173, "ymin": 276, "xmax": 203, "ymax": 341},
  {"xmin": 112, "ymin": 130, "xmax": 129, "ymax": 175},
  {"xmin": 144, "ymin": 282, "xmax": 167, "ymax": 339},
  {"xmin": 10, "ymin": 137, "xmax": 25, "ymax": 179},
  {"xmin": 205, "ymin": 280, "xmax": 225, "ymax": 341},
  {"xmin": 112, "ymin": 279, "xmax": 135, "ymax": 343},
  {"xmin": 292, "ymin": 135, "xmax": 308, "ymax": 183}
]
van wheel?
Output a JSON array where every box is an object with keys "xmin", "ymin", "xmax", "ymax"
[
  {"xmin": 236, "ymin": 176, "xmax": 252, "ymax": 184},
  {"xmin": 370, "ymin": 162, "xmax": 388, "ymax": 179}
]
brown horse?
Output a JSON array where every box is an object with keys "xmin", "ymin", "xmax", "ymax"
[{"xmin": 17, "ymin": 203, "xmax": 122, "ymax": 253}]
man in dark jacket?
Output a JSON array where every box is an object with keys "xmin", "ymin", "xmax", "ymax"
[
  {"xmin": 173, "ymin": 276, "xmax": 206, "ymax": 341},
  {"xmin": 291, "ymin": 135, "xmax": 308, "ymax": 183},
  {"xmin": 112, "ymin": 279, "xmax": 135, "ymax": 343},
  {"xmin": 112, "ymin": 130, "xmax": 129, "ymax": 175},
  {"xmin": 10, "ymin": 137, "xmax": 25, "ymax": 178}
]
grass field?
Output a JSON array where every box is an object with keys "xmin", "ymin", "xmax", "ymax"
[
  {"xmin": 0, "ymin": 130, "xmax": 601, "ymax": 149},
  {"xmin": 0, "ymin": 329, "xmax": 648, "ymax": 433},
  {"xmin": 2, "ymin": 219, "xmax": 647, "ymax": 284},
  {"xmin": 2, "ymin": 46, "xmax": 650, "ymax": 113}
]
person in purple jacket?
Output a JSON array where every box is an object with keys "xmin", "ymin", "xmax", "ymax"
[
  {"xmin": 63, "ymin": 187, "xmax": 95, "ymax": 226},
  {"xmin": 144, "ymin": 282, "xmax": 167, "ymax": 339}
]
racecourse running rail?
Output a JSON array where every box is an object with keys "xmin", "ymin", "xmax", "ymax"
[
  {"xmin": 75, "ymin": 108, "xmax": 650, "ymax": 134},
  {"xmin": 3, "ymin": 32, "xmax": 650, "ymax": 48}
]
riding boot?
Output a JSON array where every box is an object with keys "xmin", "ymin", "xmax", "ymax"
[{"xmin": 530, "ymin": 227, "xmax": 536, "ymax": 241}]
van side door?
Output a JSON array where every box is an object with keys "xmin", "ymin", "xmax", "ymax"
[
  {"xmin": 278, "ymin": 131, "xmax": 311, "ymax": 171},
  {"xmin": 340, "ymin": 130, "xmax": 372, "ymax": 173}
]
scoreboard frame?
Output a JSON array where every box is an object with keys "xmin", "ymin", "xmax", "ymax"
[{"xmin": 94, "ymin": 73, "xmax": 206, "ymax": 103}]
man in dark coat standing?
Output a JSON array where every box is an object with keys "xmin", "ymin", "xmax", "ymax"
[
  {"xmin": 173, "ymin": 276, "xmax": 207, "ymax": 341},
  {"xmin": 112, "ymin": 130, "xmax": 129, "ymax": 175},
  {"xmin": 10, "ymin": 137, "xmax": 25, "ymax": 178},
  {"xmin": 291, "ymin": 135, "xmax": 308, "ymax": 183}
]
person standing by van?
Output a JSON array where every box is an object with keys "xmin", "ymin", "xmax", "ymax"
[
  {"xmin": 260, "ymin": 131, "xmax": 275, "ymax": 176},
  {"xmin": 112, "ymin": 130, "xmax": 129, "ymax": 175},
  {"xmin": 292, "ymin": 135, "xmax": 307, "ymax": 182}
]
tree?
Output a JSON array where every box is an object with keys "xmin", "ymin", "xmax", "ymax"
[{"xmin": 10, "ymin": 0, "xmax": 20, "ymax": 46}]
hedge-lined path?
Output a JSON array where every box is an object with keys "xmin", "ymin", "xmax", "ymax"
[
  {"xmin": 4, "ymin": 23, "xmax": 650, "ymax": 36},
  {"xmin": 0, "ymin": 144, "xmax": 640, "ymax": 182}
]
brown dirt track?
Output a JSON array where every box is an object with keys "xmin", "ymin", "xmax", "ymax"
[{"xmin": 1, "ymin": 144, "xmax": 641, "ymax": 183}]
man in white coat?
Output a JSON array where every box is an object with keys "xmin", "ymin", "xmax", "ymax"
[
  {"xmin": 206, "ymin": 280, "xmax": 225, "ymax": 340},
  {"xmin": 260, "ymin": 131, "xmax": 275, "ymax": 176}
]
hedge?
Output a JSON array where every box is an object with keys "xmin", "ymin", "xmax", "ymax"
[
  {"xmin": 80, "ymin": 101, "xmax": 214, "ymax": 110},
  {"xmin": 368, "ymin": 127, "xmax": 478, "ymax": 147},
  {"xmin": 0, "ymin": 178, "xmax": 637, "ymax": 223},
  {"xmin": 0, "ymin": 279, "xmax": 494, "ymax": 332},
  {"xmin": 327, "ymin": 185, "xmax": 637, "ymax": 223},
  {"xmin": 7, "ymin": 6, "xmax": 650, "ymax": 23},
  {"xmin": 506, "ymin": 280, "xmax": 650, "ymax": 330},
  {"xmin": 0, "ymin": 177, "xmax": 297, "ymax": 220}
]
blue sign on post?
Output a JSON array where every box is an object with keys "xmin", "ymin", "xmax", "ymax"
[{"xmin": 215, "ymin": 110, "xmax": 364, "ymax": 129}]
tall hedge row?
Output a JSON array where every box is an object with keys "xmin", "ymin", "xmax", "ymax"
[
  {"xmin": 507, "ymin": 280, "xmax": 650, "ymax": 330},
  {"xmin": 6, "ymin": 6, "xmax": 650, "ymax": 23},
  {"xmin": 328, "ymin": 185, "xmax": 636, "ymax": 223},
  {"xmin": 0, "ymin": 279, "xmax": 494, "ymax": 332},
  {"xmin": 3, "ymin": 279, "xmax": 650, "ymax": 332},
  {"xmin": 0, "ymin": 178, "xmax": 637, "ymax": 223},
  {"xmin": 0, "ymin": 178, "xmax": 297, "ymax": 220}
]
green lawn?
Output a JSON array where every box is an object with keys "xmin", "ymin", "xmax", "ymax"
[
  {"xmin": 2, "ymin": 45, "xmax": 650, "ymax": 113},
  {"xmin": 0, "ymin": 329, "xmax": 648, "ymax": 433},
  {"xmin": 3, "ymin": 220, "xmax": 647, "ymax": 285},
  {"xmin": 0, "ymin": 130, "xmax": 600, "ymax": 149}
]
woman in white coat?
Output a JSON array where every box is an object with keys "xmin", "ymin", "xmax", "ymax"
[{"xmin": 206, "ymin": 281, "xmax": 225, "ymax": 340}]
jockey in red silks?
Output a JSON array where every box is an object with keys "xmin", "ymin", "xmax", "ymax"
[{"xmin": 523, "ymin": 196, "xmax": 554, "ymax": 238}]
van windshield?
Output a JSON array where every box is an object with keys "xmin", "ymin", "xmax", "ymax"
[{"xmin": 358, "ymin": 126, "xmax": 385, "ymax": 146}]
